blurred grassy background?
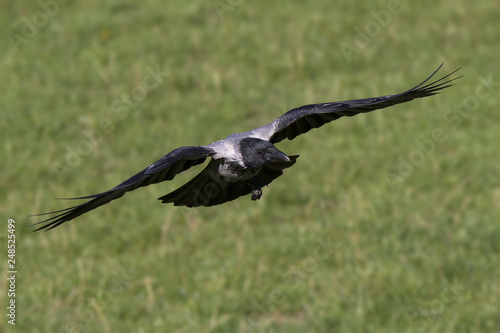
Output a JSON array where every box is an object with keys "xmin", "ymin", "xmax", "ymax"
[{"xmin": 1, "ymin": 0, "xmax": 499, "ymax": 332}]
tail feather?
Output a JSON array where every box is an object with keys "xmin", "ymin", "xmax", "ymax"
[{"xmin": 159, "ymin": 156, "xmax": 299, "ymax": 207}]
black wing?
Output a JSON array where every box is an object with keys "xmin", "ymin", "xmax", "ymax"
[
  {"xmin": 158, "ymin": 155, "xmax": 299, "ymax": 207},
  {"xmin": 258, "ymin": 64, "xmax": 461, "ymax": 143},
  {"xmin": 32, "ymin": 146, "xmax": 215, "ymax": 231}
]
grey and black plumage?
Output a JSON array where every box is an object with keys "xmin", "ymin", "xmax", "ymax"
[{"xmin": 32, "ymin": 64, "xmax": 461, "ymax": 231}]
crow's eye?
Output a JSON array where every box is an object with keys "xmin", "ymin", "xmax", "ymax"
[{"xmin": 256, "ymin": 149, "xmax": 264, "ymax": 156}]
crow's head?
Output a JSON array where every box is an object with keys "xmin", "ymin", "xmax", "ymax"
[{"xmin": 239, "ymin": 138, "xmax": 290, "ymax": 171}]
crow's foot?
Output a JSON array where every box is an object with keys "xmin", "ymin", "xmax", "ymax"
[{"xmin": 251, "ymin": 188, "xmax": 262, "ymax": 201}]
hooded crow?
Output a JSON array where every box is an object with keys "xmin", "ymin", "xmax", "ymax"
[{"xmin": 32, "ymin": 64, "xmax": 461, "ymax": 231}]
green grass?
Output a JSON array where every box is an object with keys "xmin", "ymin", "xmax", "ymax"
[{"xmin": 1, "ymin": 1, "xmax": 499, "ymax": 332}]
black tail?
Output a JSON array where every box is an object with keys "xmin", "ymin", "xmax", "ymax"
[{"xmin": 159, "ymin": 156, "xmax": 299, "ymax": 207}]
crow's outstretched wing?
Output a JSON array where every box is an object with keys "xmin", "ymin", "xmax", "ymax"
[
  {"xmin": 253, "ymin": 64, "xmax": 461, "ymax": 143},
  {"xmin": 32, "ymin": 146, "xmax": 215, "ymax": 231},
  {"xmin": 158, "ymin": 155, "xmax": 299, "ymax": 207}
]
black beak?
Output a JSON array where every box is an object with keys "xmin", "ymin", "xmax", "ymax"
[{"xmin": 267, "ymin": 148, "xmax": 291, "ymax": 164}]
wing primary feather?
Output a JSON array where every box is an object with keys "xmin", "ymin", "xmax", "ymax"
[
  {"xmin": 32, "ymin": 146, "xmax": 215, "ymax": 231},
  {"xmin": 264, "ymin": 64, "xmax": 461, "ymax": 143}
]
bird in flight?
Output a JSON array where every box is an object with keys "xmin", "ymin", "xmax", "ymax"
[{"xmin": 32, "ymin": 64, "xmax": 461, "ymax": 231}]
